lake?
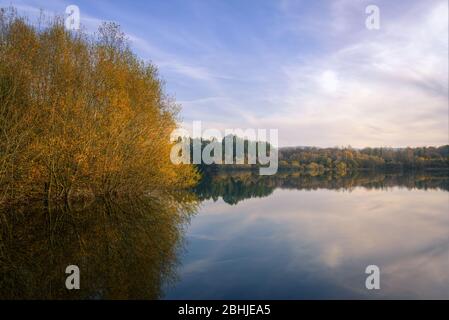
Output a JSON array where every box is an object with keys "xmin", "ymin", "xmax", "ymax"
[
  {"xmin": 163, "ymin": 171, "xmax": 449, "ymax": 299},
  {"xmin": 1, "ymin": 171, "xmax": 448, "ymax": 299}
]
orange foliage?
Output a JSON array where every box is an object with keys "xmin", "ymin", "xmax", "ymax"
[{"xmin": 0, "ymin": 9, "xmax": 199, "ymax": 204}]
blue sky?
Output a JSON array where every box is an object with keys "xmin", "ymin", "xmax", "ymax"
[{"xmin": 2, "ymin": 0, "xmax": 448, "ymax": 147}]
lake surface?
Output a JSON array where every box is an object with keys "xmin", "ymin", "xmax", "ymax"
[
  {"xmin": 163, "ymin": 171, "xmax": 449, "ymax": 299},
  {"xmin": 1, "ymin": 171, "xmax": 448, "ymax": 299}
]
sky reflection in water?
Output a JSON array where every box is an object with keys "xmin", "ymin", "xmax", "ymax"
[{"xmin": 165, "ymin": 174, "xmax": 449, "ymax": 299}]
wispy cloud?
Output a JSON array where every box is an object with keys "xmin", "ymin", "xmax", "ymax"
[
  {"xmin": 253, "ymin": 0, "xmax": 448, "ymax": 147},
  {"xmin": 2, "ymin": 0, "xmax": 447, "ymax": 147}
]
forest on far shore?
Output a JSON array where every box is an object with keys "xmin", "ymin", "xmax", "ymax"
[
  {"xmin": 190, "ymin": 136, "xmax": 449, "ymax": 175},
  {"xmin": 277, "ymin": 145, "xmax": 449, "ymax": 173}
]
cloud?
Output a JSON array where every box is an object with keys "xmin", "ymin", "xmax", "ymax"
[
  {"xmin": 127, "ymin": 34, "xmax": 218, "ymax": 81},
  {"xmin": 170, "ymin": 0, "xmax": 448, "ymax": 148},
  {"xmin": 4, "ymin": 0, "xmax": 447, "ymax": 147},
  {"xmin": 255, "ymin": 0, "xmax": 448, "ymax": 147}
]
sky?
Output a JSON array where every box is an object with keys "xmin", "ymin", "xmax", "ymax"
[{"xmin": 1, "ymin": 0, "xmax": 448, "ymax": 147}]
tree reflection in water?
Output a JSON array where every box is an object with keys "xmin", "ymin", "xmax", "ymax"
[
  {"xmin": 0, "ymin": 192, "xmax": 199, "ymax": 299},
  {"xmin": 1, "ymin": 171, "xmax": 448, "ymax": 299},
  {"xmin": 195, "ymin": 171, "xmax": 449, "ymax": 205}
]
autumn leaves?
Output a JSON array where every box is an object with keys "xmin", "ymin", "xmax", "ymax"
[{"xmin": 0, "ymin": 9, "xmax": 198, "ymax": 205}]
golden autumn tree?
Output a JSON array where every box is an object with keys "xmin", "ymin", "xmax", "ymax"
[{"xmin": 0, "ymin": 9, "xmax": 198, "ymax": 204}]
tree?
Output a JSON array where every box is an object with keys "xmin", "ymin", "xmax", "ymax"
[
  {"xmin": 335, "ymin": 162, "xmax": 347, "ymax": 176},
  {"xmin": 0, "ymin": 9, "xmax": 198, "ymax": 205}
]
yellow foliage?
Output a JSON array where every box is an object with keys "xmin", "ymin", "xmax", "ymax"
[{"xmin": 0, "ymin": 9, "xmax": 199, "ymax": 205}]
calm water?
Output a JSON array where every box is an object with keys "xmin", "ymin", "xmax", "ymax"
[
  {"xmin": 164, "ymin": 172, "xmax": 449, "ymax": 299},
  {"xmin": 1, "ymin": 171, "xmax": 448, "ymax": 299}
]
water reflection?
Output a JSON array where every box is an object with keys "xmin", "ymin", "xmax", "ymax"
[
  {"xmin": 1, "ymin": 172, "xmax": 448, "ymax": 299},
  {"xmin": 0, "ymin": 193, "xmax": 198, "ymax": 299},
  {"xmin": 195, "ymin": 171, "xmax": 449, "ymax": 205},
  {"xmin": 166, "ymin": 171, "xmax": 449, "ymax": 299}
]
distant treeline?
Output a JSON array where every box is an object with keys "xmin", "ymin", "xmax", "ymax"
[
  {"xmin": 184, "ymin": 135, "xmax": 448, "ymax": 174},
  {"xmin": 278, "ymin": 145, "xmax": 449, "ymax": 173}
]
